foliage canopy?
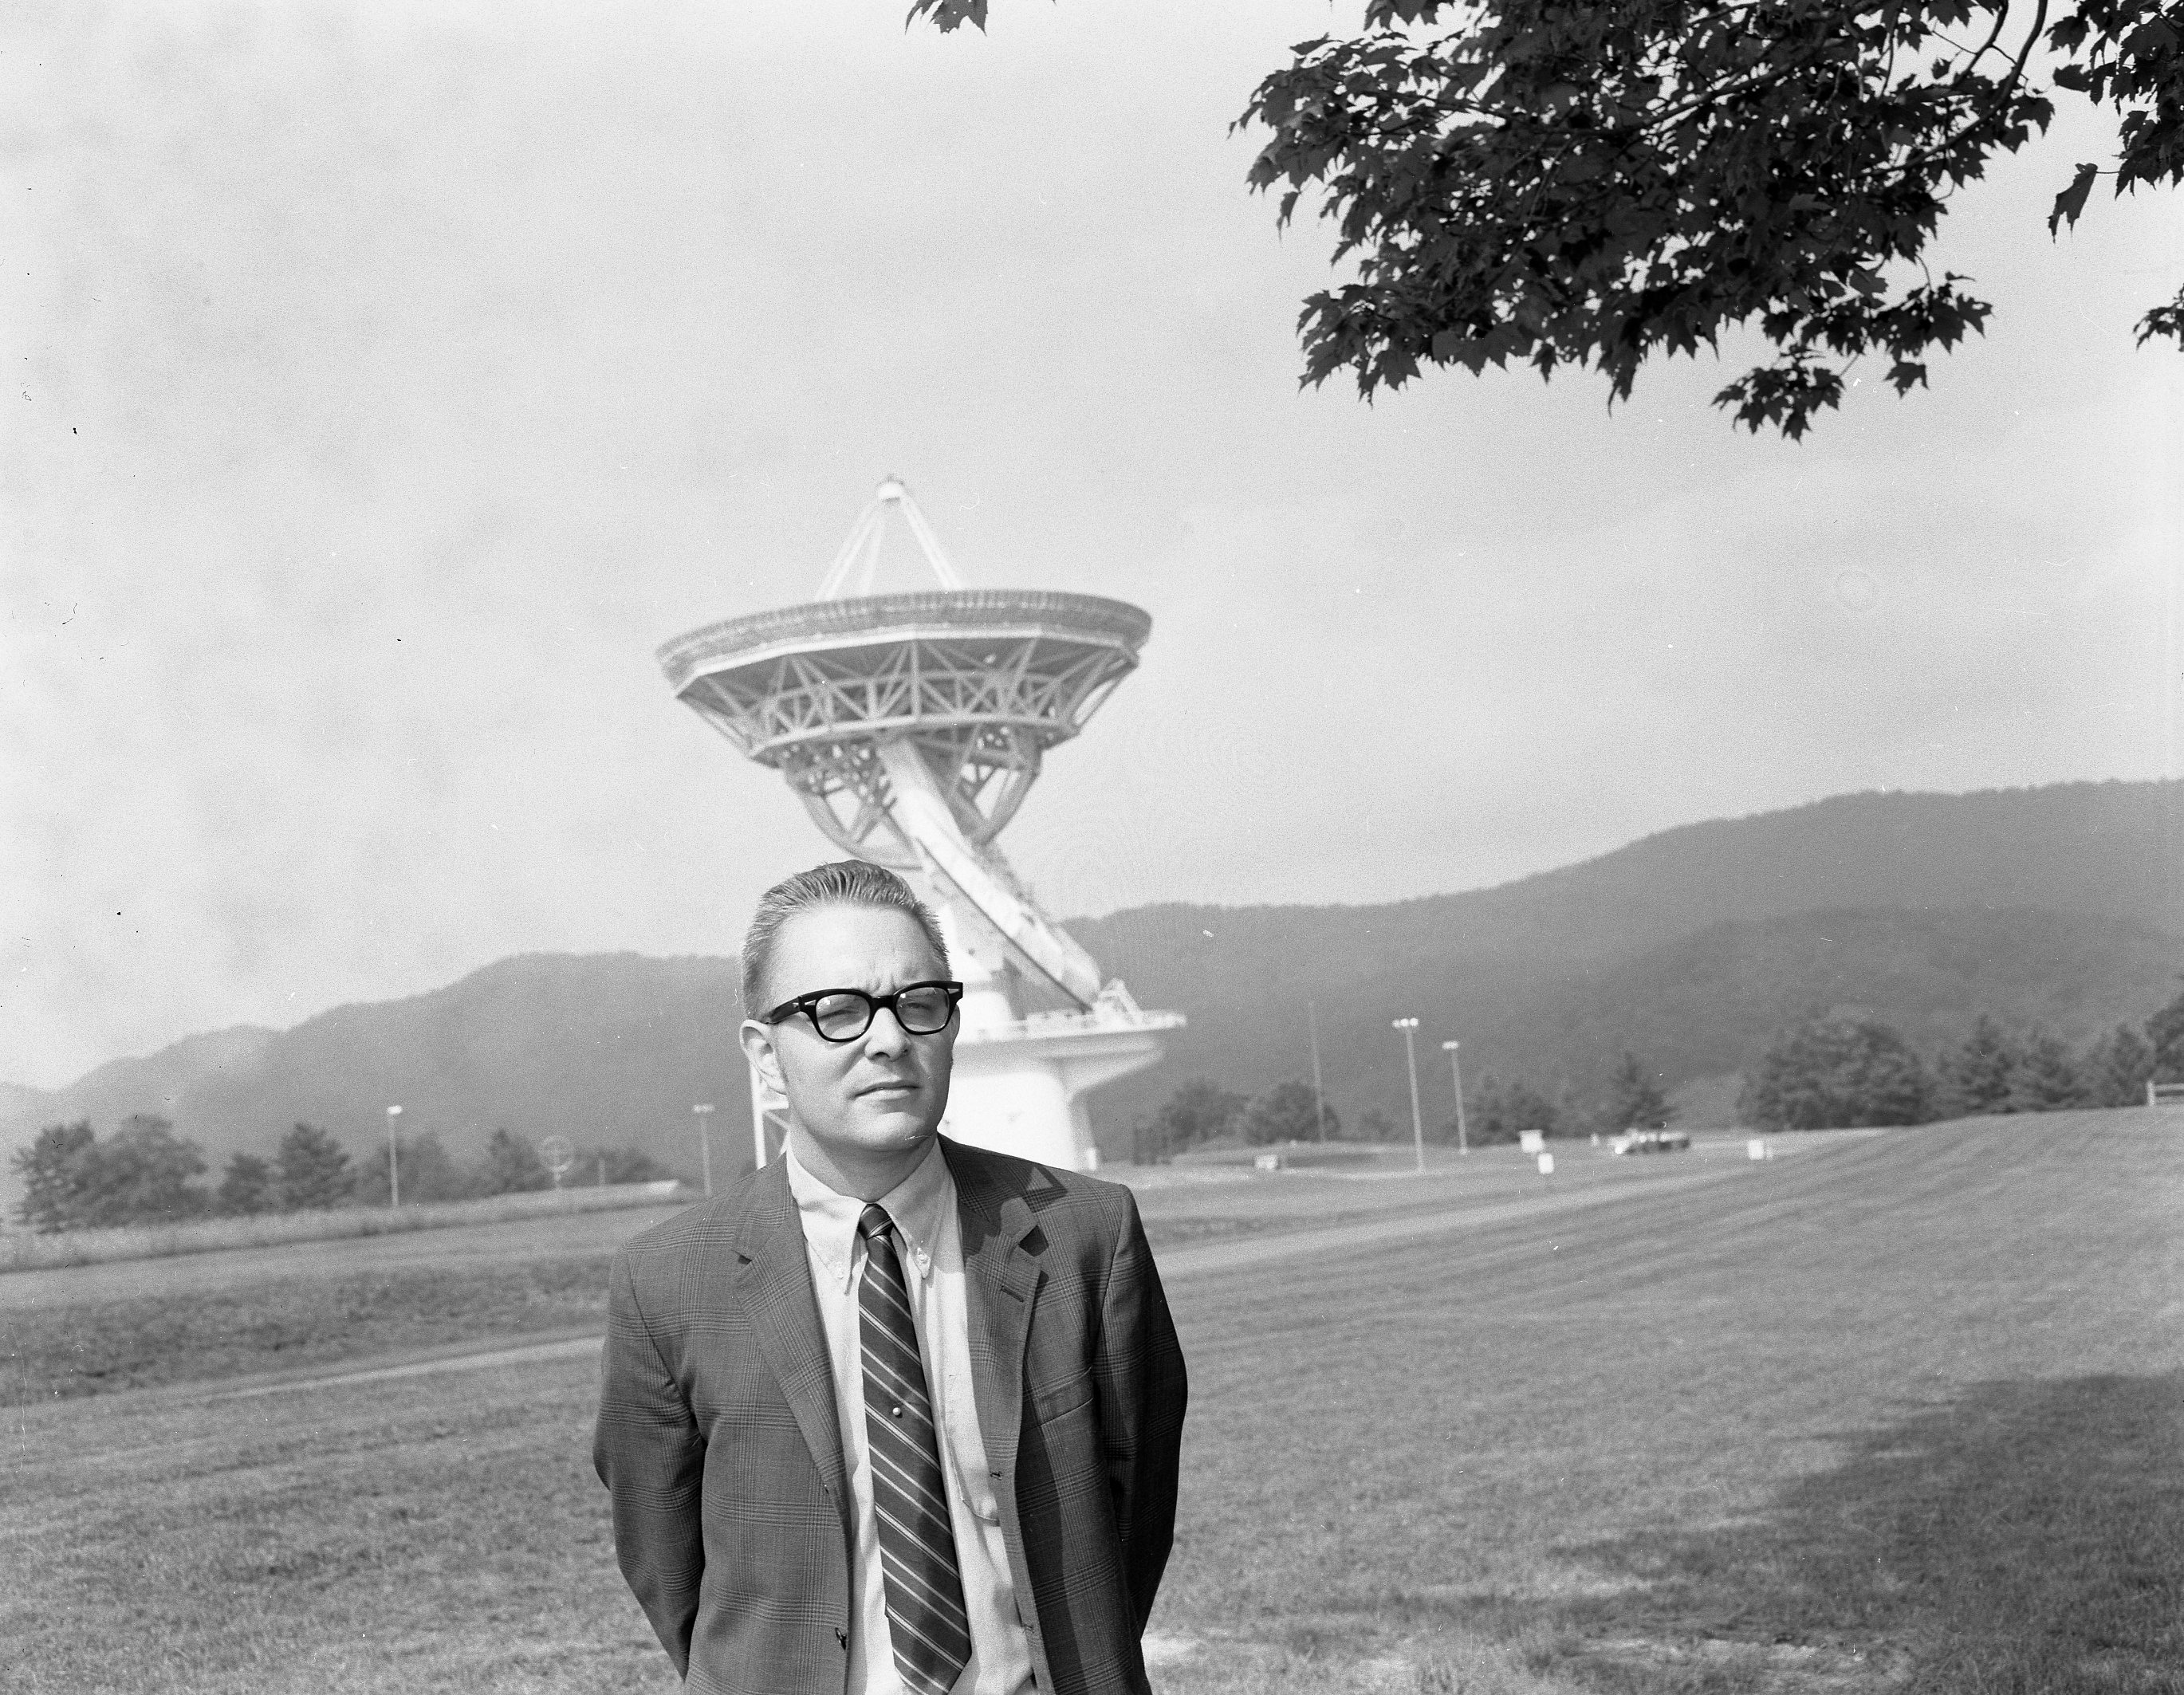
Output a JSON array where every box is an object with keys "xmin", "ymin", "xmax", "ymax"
[
  {"xmin": 1742, "ymin": 1015, "xmax": 1937, "ymax": 1127},
  {"xmin": 1242, "ymin": 1079, "xmax": 1339, "ymax": 1144},
  {"xmin": 912, "ymin": 0, "xmax": 2182, "ymax": 436}
]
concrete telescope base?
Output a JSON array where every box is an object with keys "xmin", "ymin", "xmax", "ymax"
[{"xmin": 942, "ymin": 1007, "xmax": 1180, "ymax": 1172}]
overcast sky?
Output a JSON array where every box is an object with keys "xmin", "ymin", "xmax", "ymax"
[{"xmin": 3, "ymin": 0, "xmax": 2178, "ymax": 1088}]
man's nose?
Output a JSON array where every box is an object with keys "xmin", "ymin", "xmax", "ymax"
[{"xmin": 862, "ymin": 1007, "xmax": 912, "ymax": 1055}]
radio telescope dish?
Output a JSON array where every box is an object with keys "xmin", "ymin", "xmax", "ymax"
[{"xmin": 658, "ymin": 478, "xmax": 1182, "ymax": 1172}]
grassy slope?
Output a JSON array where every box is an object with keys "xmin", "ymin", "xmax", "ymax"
[{"xmin": 3, "ymin": 1111, "xmax": 2178, "ymax": 1693}]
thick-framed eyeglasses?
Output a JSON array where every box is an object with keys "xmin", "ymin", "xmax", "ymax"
[{"xmin": 761, "ymin": 980, "xmax": 964, "ymax": 1044}]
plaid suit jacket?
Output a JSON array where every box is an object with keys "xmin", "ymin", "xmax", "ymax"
[{"xmin": 593, "ymin": 1137, "xmax": 1187, "ymax": 1695}]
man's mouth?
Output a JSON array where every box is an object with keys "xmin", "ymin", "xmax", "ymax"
[{"xmin": 856, "ymin": 1079, "xmax": 919, "ymax": 1098}]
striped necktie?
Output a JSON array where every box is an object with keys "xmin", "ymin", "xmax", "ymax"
[{"xmin": 858, "ymin": 1202, "xmax": 972, "ymax": 1695}]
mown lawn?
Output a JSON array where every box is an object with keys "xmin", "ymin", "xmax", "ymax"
[
  {"xmin": 4, "ymin": 1111, "xmax": 2177, "ymax": 1693},
  {"xmin": 0, "ymin": 1135, "xmax": 1761, "ymax": 1403}
]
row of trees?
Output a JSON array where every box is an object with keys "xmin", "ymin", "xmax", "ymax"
[
  {"xmin": 10, "ymin": 1116, "xmax": 677, "ymax": 1234},
  {"xmin": 1131, "ymin": 987, "xmax": 2184, "ymax": 1154},
  {"xmin": 1743, "ymin": 994, "xmax": 2184, "ymax": 1131},
  {"xmin": 1131, "ymin": 1079, "xmax": 1342, "ymax": 1162},
  {"xmin": 1131, "ymin": 1050, "xmax": 1674, "ymax": 1160}
]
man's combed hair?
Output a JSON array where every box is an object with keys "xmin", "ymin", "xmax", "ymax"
[{"xmin": 740, "ymin": 860, "xmax": 951, "ymax": 1013}]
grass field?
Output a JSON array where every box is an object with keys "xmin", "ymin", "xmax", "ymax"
[{"xmin": 4, "ymin": 1113, "xmax": 2178, "ymax": 1693}]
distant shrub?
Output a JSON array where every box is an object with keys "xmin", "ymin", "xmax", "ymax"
[{"xmin": 1742, "ymin": 1017, "xmax": 1937, "ymax": 1131}]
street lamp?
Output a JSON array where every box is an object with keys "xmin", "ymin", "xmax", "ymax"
[
  {"xmin": 1392, "ymin": 1018, "xmax": 1424, "ymax": 1174},
  {"xmin": 1308, "ymin": 1001, "xmax": 1328, "ymax": 1142},
  {"xmin": 1442, "ymin": 1040, "xmax": 1470, "ymax": 1157},
  {"xmin": 692, "ymin": 1103, "xmax": 716, "ymax": 1197},
  {"xmin": 384, "ymin": 1105, "xmax": 403, "ymax": 1209}
]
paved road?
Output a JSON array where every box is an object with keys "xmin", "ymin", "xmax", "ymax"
[{"xmin": 195, "ymin": 1158, "xmax": 1743, "ymax": 1401}]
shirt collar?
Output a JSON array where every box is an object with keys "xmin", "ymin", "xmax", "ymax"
[{"xmin": 785, "ymin": 1136, "xmax": 954, "ymax": 1293}]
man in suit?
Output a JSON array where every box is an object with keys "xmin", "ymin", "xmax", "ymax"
[{"xmin": 595, "ymin": 860, "xmax": 1187, "ymax": 1695}]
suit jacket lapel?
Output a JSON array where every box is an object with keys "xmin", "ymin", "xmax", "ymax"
[
  {"xmin": 738, "ymin": 1158, "xmax": 852, "ymax": 1544},
  {"xmin": 945, "ymin": 1139, "xmax": 1044, "ymax": 1477}
]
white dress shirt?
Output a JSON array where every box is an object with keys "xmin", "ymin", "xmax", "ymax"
[{"xmin": 786, "ymin": 1139, "xmax": 1036, "ymax": 1695}]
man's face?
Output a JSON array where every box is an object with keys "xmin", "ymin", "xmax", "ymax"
[{"xmin": 740, "ymin": 902, "xmax": 956, "ymax": 1166}]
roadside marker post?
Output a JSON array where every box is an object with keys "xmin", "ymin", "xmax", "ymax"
[
  {"xmin": 540, "ymin": 1135, "xmax": 575, "ymax": 1205},
  {"xmin": 1748, "ymin": 1138, "xmax": 1769, "ymax": 1162},
  {"xmin": 385, "ymin": 1105, "xmax": 402, "ymax": 1209},
  {"xmin": 692, "ymin": 1103, "xmax": 716, "ymax": 1196}
]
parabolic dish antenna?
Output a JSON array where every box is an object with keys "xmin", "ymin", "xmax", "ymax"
[{"xmin": 659, "ymin": 478, "xmax": 1182, "ymax": 1171}]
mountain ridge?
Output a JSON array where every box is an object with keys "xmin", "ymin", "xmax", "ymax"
[{"xmin": 6, "ymin": 779, "xmax": 2177, "ymax": 1203}]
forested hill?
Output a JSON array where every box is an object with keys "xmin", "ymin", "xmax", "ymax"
[
  {"xmin": 5, "ymin": 780, "xmax": 2177, "ymax": 1198},
  {"xmin": 1071, "ymin": 779, "xmax": 2181, "ymax": 999}
]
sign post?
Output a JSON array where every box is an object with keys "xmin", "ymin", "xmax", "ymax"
[
  {"xmin": 539, "ymin": 1135, "xmax": 575, "ymax": 1204},
  {"xmin": 384, "ymin": 1105, "xmax": 402, "ymax": 1209},
  {"xmin": 692, "ymin": 1103, "xmax": 716, "ymax": 1197}
]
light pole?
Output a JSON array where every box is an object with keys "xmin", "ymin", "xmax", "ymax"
[
  {"xmin": 384, "ymin": 1105, "xmax": 402, "ymax": 1209},
  {"xmin": 1442, "ymin": 1040, "xmax": 1470, "ymax": 1156},
  {"xmin": 692, "ymin": 1103, "xmax": 715, "ymax": 1197},
  {"xmin": 1308, "ymin": 1001, "xmax": 1328, "ymax": 1142},
  {"xmin": 1392, "ymin": 1018, "xmax": 1424, "ymax": 1173}
]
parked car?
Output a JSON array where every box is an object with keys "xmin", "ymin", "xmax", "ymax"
[{"xmin": 1611, "ymin": 1127, "xmax": 1692, "ymax": 1155}]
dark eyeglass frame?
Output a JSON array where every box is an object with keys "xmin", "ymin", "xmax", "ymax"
[{"xmin": 760, "ymin": 980, "xmax": 964, "ymax": 1044}]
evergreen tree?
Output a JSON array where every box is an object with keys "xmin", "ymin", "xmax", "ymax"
[
  {"xmin": 1605, "ymin": 1052, "xmax": 1670, "ymax": 1131},
  {"xmin": 2084, "ymin": 1024, "xmax": 2155, "ymax": 1107},
  {"xmin": 10, "ymin": 1120, "xmax": 98, "ymax": 1232},
  {"xmin": 2009, "ymin": 1030, "xmax": 2088, "ymax": 1112},
  {"xmin": 1139, "ymin": 1080, "xmax": 1246, "ymax": 1160},
  {"xmin": 1741, "ymin": 1017, "xmax": 1936, "ymax": 1131},
  {"xmin": 480, "ymin": 1127, "xmax": 550, "ymax": 1193},
  {"xmin": 275, "ymin": 1123, "xmax": 355, "ymax": 1210},
  {"xmin": 218, "ymin": 1152, "xmax": 277, "ymax": 1216},
  {"xmin": 2146, "ymin": 984, "xmax": 2184, "ymax": 1080},
  {"xmin": 1509, "ymin": 1081, "xmax": 1559, "ymax": 1142},
  {"xmin": 1940, "ymin": 1016, "xmax": 2021, "ymax": 1116},
  {"xmin": 1466, "ymin": 1073, "xmax": 1513, "ymax": 1145},
  {"xmin": 1241, "ymin": 1081, "xmax": 1336, "ymax": 1146}
]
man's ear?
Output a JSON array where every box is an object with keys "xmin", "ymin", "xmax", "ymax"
[{"xmin": 738, "ymin": 1018, "xmax": 787, "ymax": 1097}]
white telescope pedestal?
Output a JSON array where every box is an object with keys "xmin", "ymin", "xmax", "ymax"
[{"xmin": 935, "ymin": 932, "xmax": 1177, "ymax": 1172}]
